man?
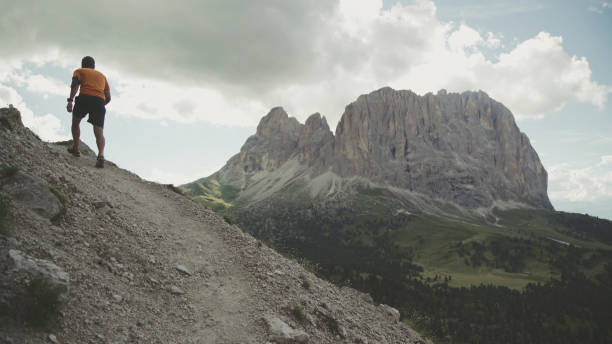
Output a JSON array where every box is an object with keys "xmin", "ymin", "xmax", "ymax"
[{"xmin": 66, "ymin": 56, "xmax": 111, "ymax": 168}]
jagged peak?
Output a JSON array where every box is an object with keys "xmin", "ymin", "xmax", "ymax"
[
  {"xmin": 256, "ymin": 107, "xmax": 302, "ymax": 138},
  {"xmin": 304, "ymin": 112, "xmax": 331, "ymax": 132}
]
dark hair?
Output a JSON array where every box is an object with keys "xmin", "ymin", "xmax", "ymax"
[{"xmin": 81, "ymin": 56, "xmax": 95, "ymax": 69}]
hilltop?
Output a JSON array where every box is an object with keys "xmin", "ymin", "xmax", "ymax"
[{"xmin": 0, "ymin": 105, "xmax": 427, "ymax": 344}]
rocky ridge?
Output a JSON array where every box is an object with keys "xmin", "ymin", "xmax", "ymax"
[
  {"xmin": 214, "ymin": 87, "xmax": 551, "ymax": 212},
  {"xmin": 0, "ymin": 106, "xmax": 426, "ymax": 344}
]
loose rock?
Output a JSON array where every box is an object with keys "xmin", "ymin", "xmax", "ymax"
[
  {"xmin": 48, "ymin": 334, "xmax": 59, "ymax": 344},
  {"xmin": 8, "ymin": 249, "xmax": 70, "ymax": 301},
  {"xmin": 263, "ymin": 316, "xmax": 309, "ymax": 343},
  {"xmin": 169, "ymin": 285, "xmax": 185, "ymax": 295},
  {"xmin": 175, "ymin": 264, "xmax": 192, "ymax": 276}
]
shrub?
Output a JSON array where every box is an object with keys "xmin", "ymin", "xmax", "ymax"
[
  {"xmin": 291, "ymin": 305, "xmax": 306, "ymax": 323},
  {"xmin": 223, "ymin": 215, "xmax": 233, "ymax": 225},
  {"xmin": 2, "ymin": 166, "xmax": 19, "ymax": 178},
  {"xmin": 322, "ymin": 313, "xmax": 341, "ymax": 336},
  {"xmin": 48, "ymin": 185, "xmax": 66, "ymax": 205},
  {"xmin": 24, "ymin": 277, "xmax": 62, "ymax": 328},
  {"xmin": 299, "ymin": 273, "xmax": 311, "ymax": 290}
]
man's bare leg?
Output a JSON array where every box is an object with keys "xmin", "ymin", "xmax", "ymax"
[
  {"xmin": 93, "ymin": 125, "xmax": 105, "ymax": 157},
  {"xmin": 71, "ymin": 115, "xmax": 82, "ymax": 151}
]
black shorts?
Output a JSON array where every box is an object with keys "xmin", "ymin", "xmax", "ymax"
[{"xmin": 73, "ymin": 94, "xmax": 106, "ymax": 128}]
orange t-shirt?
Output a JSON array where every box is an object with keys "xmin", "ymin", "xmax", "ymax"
[{"xmin": 73, "ymin": 68, "xmax": 109, "ymax": 100}]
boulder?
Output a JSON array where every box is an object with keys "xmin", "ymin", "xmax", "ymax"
[
  {"xmin": 1, "ymin": 171, "xmax": 63, "ymax": 220},
  {"xmin": 8, "ymin": 249, "xmax": 70, "ymax": 301},
  {"xmin": 263, "ymin": 315, "xmax": 309, "ymax": 343}
]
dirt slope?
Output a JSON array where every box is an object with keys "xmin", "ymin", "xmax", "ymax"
[{"xmin": 0, "ymin": 108, "xmax": 426, "ymax": 344}]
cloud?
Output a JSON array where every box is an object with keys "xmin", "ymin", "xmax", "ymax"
[
  {"xmin": 10, "ymin": 72, "xmax": 66, "ymax": 97},
  {"xmin": 0, "ymin": 0, "xmax": 609, "ymax": 127},
  {"xmin": 485, "ymin": 32, "xmax": 502, "ymax": 48},
  {"xmin": 548, "ymin": 156, "xmax": 612, "ymax": 202},
  {"xmin": 448, "ymin": 25, "xmax": 483, "ymax": 51},
  {"xmin": 108, "ymin": 72, "xmax": 267, "ymax": 126},
  {"xmin": 144, "ymin": 167, "xmax": 215, "ymax": 185},
  {"xmin": 0, "ymin": 83, "xmax": 69, "ymax": 141},
  {"xmin": 588, "ymin": 1, "xmax": 611, "ymax": 13},
  {"xmin": 0, "ymin": 0, "xmax": 337, "ymax": 90},
  {"xmin": 480, "ymin": 33, "xmax": 610, "ymax": 118},
  {"xmin": 598, "ymin": 155, "xmax": 612, "ymax": 166}
]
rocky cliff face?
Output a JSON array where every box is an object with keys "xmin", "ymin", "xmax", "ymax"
[{"xmin": 216, "ymin": 87, "xmax": 551, "ymax": 210}]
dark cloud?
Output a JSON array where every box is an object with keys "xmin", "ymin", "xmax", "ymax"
[{"xmin": 0, "ymin": 0, "xmax": 337, "ymax": 90}]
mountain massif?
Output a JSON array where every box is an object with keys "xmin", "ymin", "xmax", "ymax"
[
  {"xmin": 183, "ymin": 88, "xmax": 612, "ymax": 343},
  {"xmin": 208, "ymin": 87, "xmax": 551, "ymax": 214}
]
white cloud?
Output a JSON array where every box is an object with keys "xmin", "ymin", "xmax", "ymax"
[
  {"xmin": 448, "ymin": 24, "xmax": 483, "ymax": 51},
  {"xmin": 108, "ymin": 72, "xmax": 267, "ymax": 126},
  {"xmin": 482, "ymin": 32, "xmax": 610, "ymax": 118},
  {"xmin": 588, "ymin": 1, "xmax": 611, "ymax": 13},
  {"xmin": 485, "ymin": 32, "xmax": 502, "ymax": 48},
  {"xmin": 0, "ymin": 83, "xmax": 69, "ymax": 141},
  {"xmin": 144, "ymin": 167, "xmax": 215, "ymax": 185},
  {"xmin": 548, "ymin": 156, "xmax": 612, "ymax": 202},
  {"xmin": 588, "ymin": 6, "xmax": 603, "ymax": 13},
  {"xmin": 339, "ymin": 0, "xmax": 383, "ymax": 28},
  {"xmin": 27, "ymin": 113, "xmax": 69, "ymax": 142},
  {"xmin": 15, "ymin": 73, "xmax": 66, "ymax": 97},
  {"xmin": 598, "ymin": 155, "xmax": 612, "ymax": 166},
  {"xmin": 0, "ymin": 0, "xmax": 609, "ymax": 127}
]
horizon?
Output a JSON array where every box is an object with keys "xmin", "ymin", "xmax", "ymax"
[{"xmin": 0, "ymin": 0, "xmax": 610, "ymax": 220}]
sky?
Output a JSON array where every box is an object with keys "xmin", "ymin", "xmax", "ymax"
[{"xmin": 0, "ymin": 0, "xmax": 610, "ymax": 219}]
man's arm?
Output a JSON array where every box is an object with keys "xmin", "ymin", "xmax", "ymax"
[
  {"xmin": 67, "ymin": 77, "xmax": 80, "ymax": 113},
  {"xmin": 104, "ymin": 88, "xmax": 111, "ymax": 105}
]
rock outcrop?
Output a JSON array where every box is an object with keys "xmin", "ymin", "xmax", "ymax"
[
  {"xmin": 1, "ymin": 171, "xmax": 63, "ymax": 220},
  {"xmin": 8, "ymin": 249, "xmax": 70, "ymax": 301},
  {"xmin": 0, "ymin": 105, "xmax": 23, "ymax": 130},
  {"xmin": 213, "ymin": 87, "xmax": 551, "ymax": 210}
]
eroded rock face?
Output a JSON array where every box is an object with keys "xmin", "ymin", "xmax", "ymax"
[
  {"xmin": 297, "ymin": 113, "xmax": 334, "ymax": 169},
  {"xmin": 217, "ymin": 87, "xmax": 551, "ymax": 209},
  {"xmin": 249, "ymin": 107, "xmax": 304, "ymax": 172},
  {"xmin": 334, "ymin": 87, "xmax": 551, "ymax": 209}
]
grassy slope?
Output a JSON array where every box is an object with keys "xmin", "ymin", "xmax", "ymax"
[
  {"xmin": 393, "ymin": 208, "xmax": 612, "ymax": 289},
  {"xmin": 180, "ymin": 174, "xmax": 239, "ymax": 212}
]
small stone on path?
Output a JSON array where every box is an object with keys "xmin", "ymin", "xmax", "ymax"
[
  {"xmin": 48, "ymin": 334, "xmax": 59, "ymax": 343},
  {"xmin": 176, "ymin": 264, "xmax": 192, "ymax": 275},
  {"xmin": 169, "ymin": 285, "xmax": 185, "ymax": 295}
]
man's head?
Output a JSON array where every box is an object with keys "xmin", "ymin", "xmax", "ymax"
[{"xmin": 81, "ymin": 56, "xmax": 95, "ymax": 69}]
